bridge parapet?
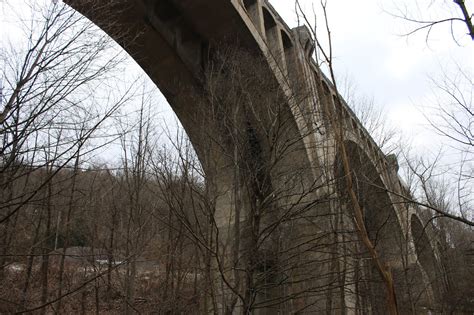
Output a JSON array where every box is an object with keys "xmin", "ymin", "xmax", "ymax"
[{"xmin": 239, "ymin": 0, "xmax": 403, "ymax": 187}]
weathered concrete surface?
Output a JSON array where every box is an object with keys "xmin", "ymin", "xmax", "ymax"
[{"xmin": 65, "ymin": 0, "xmax": 445, "ymax": 313}]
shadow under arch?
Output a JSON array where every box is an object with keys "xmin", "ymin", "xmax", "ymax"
[
  {"xmin": 410, "ymin": 214, "xmax": 443, "ymax": 306},
  {"xmin": 61, "ymin": 0, "xmax": 349, "ymax": 311},
  {"xmin": 334, "ymin": 140, "xmax": 414, "ymax": 314},
  {"xmin": 62, "ymin": 0, "xmax": 317, "ymax": 188}
]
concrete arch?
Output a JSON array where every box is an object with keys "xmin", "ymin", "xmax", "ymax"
[
  {"xmin": 67, "ymin": 0, "xmax": 322, "ymax": 235},
  {"xmin": 242, "ymin": 0, "xmax": 257, "ymax": 9},
  {"xmin": 242, "ymin": 0, "xmax": 260, "ymax": 33},
  {"xmin": 261, "ymin": 6, "xmax": 281, "ymax": 61},
  {"xmin": 280, "ymin": 29, "xmax": 292, "ymax": 48},
  {"xmin": 62, "ymin": 1, "xmax": 443, "ymax": 312},
  {"xmin": 334, "ymin": 140, "xmax": 406, "ymax": 261},
  {"xmin": 338, "ymin": 132, "xmax": 390, "ymax": 181},
  {"xmin": 334, "ymin": 140, "xmax": 410, "ymax": 313},
  {"xmin": 262, "ymin": 6, "xmax": 277, "ymax": 33},
  {"xmin": 280, "ymin": 29, "xmax": 293, "ymax": 77},
  {"xmin": 410, "ymin": 214, "xmax": 443, "ymax": 302}
]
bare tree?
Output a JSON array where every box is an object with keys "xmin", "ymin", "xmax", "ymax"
[
  {"xmin": 341, "ymin": 75, "xmax": 399, "ymax": 154},
  {"xmin": 294, "ymin": 1, "xmax": 402, "ymax": 313},
  {"xmin": 0, "ymin": 1, "xmax": 134, "ymax": 312},
  {"xmin": 0, "ymin": 0, "xmax": 126, "ymax": 223},
  {"xmin": 386, "ymin": 0, "xmax": 473, "ymax": 42},
  {"xmin": 425, "ymin": 66, "xmax": 473, "ymax": 147},
  {"xmin": 2, "ymin": 1, "xmax": 470, "ymax": 314}
]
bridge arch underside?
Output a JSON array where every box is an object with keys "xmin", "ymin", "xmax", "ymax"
[
  {"xmin": 64, "ymin": 0, "xmax": 338, "ymax": 312},
  {"xmin": 59, "ymin": 1, "xmax": 443, "ymax": 313},
  {"xmin": 62, "ymin": 0, "xmax": 318, "ymax": 202},
  {"xmin": 334, "ymin": 140, "xmax": 433, "ymax": 314}
]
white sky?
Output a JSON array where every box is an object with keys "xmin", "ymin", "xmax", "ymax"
[
  {"xmin": 1, "ymin": 0, "xmax": 473, "ymax": 159},
  {"xmin": 0, "ymin": 0, "xmax": 472, "ymax": 213},
  {"xmin": 269, "ymin": 0, "xmax": 473, "ymax": 153}
]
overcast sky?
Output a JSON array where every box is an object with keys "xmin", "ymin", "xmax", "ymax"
[
  {"xmin": 270, "ymin": 0, "xmax": 473, "ymax": 152},
  {"xmin": 1, "ymin": 0, "xmax": 472, "ymax": 157}
]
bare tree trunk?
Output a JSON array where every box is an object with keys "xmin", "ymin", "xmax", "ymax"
[
  {"xmin": 0, "ymin": 108, "xmax": 22, "ymax": 280},
  {"xmin": 20, "ymin": 212, "xmax": 44, "ymax": 311},
  {"xmin": 40, "ymin": 169, "xmax": 53, "ymax": 315},
  {"xmin": 107, "ymin": 204, "xmax": 117, "ymax": 302},
  {"xmin": 57, "ymin": 148, "xmax": 81, "ymax": 312},
  {"xmin": 453, "ymin": 0, "xmax": 472, "ymax": 39},
  {"xmin": 294, "ymin": 3, "xmax": 400, "ymax": 312},
  {"xmin": 124, "ymin": 253, "xmax": 136, "ymax": 315}
]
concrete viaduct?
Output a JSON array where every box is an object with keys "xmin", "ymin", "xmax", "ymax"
[{"xmin": 65, "ymin": 0, "xmax": 445, "ymax": 313}]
